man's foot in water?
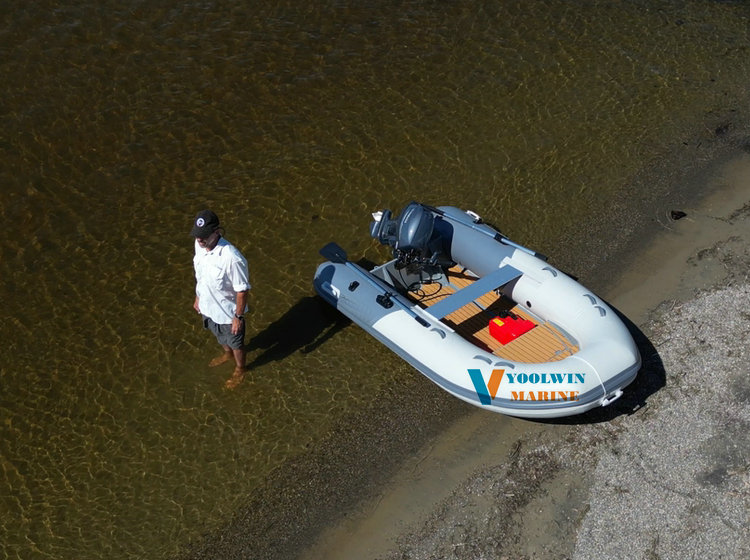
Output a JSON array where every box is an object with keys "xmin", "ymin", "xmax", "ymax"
[
  {"xmin": 225, "ymin": 367, "xmax": 245, "ymax": 389},
  {"xmin": 209, "ymin": 351, "xmax": 232, "ymax": 367}
]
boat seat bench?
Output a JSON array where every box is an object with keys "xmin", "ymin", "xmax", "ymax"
[{"xmin": 427, "ymin": 265, "xmax": 522, "ymax": 319}]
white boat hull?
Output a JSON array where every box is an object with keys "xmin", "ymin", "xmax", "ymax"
[{"xmin": 314, "ymin": 204, "xmax": 641, "ymax": 419}]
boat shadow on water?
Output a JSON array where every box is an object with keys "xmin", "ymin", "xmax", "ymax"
[
  {"xmin": 542, "ymin": 306, "xmax": 667, "ymax": 425},
  {"xmin": 244, "ymin": 295, "xmax": 351, "ymax": 369}
]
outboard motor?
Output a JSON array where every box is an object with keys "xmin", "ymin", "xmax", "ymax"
[{"xmin": 371, "ymin": 202, "xmax": 446, "ymax": 271}]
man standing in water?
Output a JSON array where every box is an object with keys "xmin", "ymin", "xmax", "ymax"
[{"xmin": 191, "ymin": 210, "xmax": 250, "ymax": 389}]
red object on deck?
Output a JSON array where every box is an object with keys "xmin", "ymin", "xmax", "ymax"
[{"xmin": 488, "ymin": 315, "xmax": 536, "ymax": 345}]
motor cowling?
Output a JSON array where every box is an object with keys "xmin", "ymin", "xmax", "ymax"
[
  {"xmin": 371, "ymin": 202, "xmax": 446, "ymax": 270},
  {"xmin": 395, "ymin": 202, "xmax": 434, "ymax": 251}
]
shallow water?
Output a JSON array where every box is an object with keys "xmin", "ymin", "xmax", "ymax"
[{"xmin": 0, "ymin": 1, "xmax": 748, "ymax": 558}]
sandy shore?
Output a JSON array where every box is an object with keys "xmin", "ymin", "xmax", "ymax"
[{"xmin": 180, "ymin": 124, "xmax": 750, "ymax": 560}]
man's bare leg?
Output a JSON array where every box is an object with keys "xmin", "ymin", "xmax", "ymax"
[
  {"xmin": 209, "ymin": 345, "xmax": 233, "ymax": 367},
  {"xmin": 225, "ymin": 347, "xmax": 246, "ymax": 389}
]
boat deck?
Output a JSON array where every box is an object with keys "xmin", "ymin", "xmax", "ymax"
[{"xmin": 408, "ymin": 266, "xmax": 578, "ymax": 363}]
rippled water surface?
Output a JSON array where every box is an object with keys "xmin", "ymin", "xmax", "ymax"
[{"xmin": 1, "ymin": 1, "xmax": 748, "ymax": 558}]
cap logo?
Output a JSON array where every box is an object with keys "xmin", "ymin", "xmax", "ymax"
[{"xmin": 196, "ymin": 218, "xmax": 205, "ymax": 227}]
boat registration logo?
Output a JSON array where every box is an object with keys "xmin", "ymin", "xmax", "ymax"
[
  {"xmin": 467, "ymin": 369, "xmax": 585, "ymax": 405},
  {"xmin": 467, "ymin": 369, "xmax": 505, "ymax": 405}
]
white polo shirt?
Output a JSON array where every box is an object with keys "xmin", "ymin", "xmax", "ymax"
[{"xmin": 194, "ymin": 237, "xmax": 250, "ymax": 324}]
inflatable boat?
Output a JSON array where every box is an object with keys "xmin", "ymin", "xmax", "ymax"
[{"xmin": 314, "ymin": 203, "xmax": 640, "ymax": 418}]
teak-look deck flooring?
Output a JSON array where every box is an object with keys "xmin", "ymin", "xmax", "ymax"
[{"xmin": 409, "ymin": 266, "xmax": 578, "ymax": 363}]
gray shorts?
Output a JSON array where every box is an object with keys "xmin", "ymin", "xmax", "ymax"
[{"xmin": 203, "ymin": 316, "xmax": 245, "ymax": 349}]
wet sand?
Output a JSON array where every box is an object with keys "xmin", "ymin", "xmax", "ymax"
[{"xmin": 179, "ymin": 119, "xmax": 750, "ymax": 560}]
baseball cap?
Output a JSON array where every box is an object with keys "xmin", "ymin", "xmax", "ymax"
[{"xmin": 190, "ymin": 210, "xmax": 220, "ymax": 238}]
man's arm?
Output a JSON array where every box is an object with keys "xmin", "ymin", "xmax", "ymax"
[{"xmin": 231, "ymin": 290, "xmax": 249, "ymax": 334}]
